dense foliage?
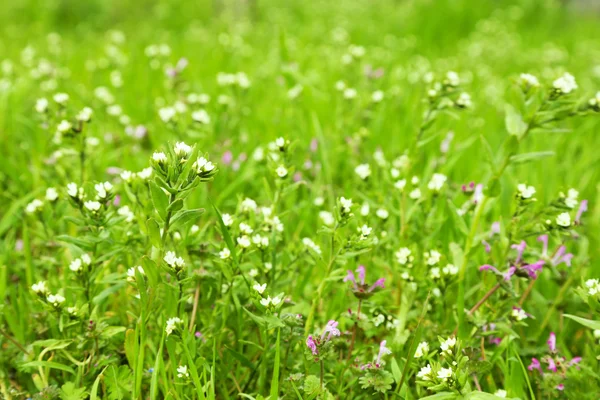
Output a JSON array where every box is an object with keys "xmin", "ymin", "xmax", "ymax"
[{"xmin": 1, "ymin": 0, "xmax": 599, "ymax": 399}]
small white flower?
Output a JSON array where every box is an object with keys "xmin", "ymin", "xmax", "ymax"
[
  {"xmin": 302, "ymin": 238, "xmax": 322, "ymax": 255},
  {"xmin": 163, "ymin": 251, "xmax": 185, "ymax": 269},
  {"xmin": 414, "ymin": 341, "xmax": 429, "ymax": 358},
  {"xmin": 427, "ymin": 173, "xmax": 447, "ymax": 191},
  {"xmin": 276, "ymin": 165, "xmax": 288, "ymax": 178},
  {"xmin": 25, "ymin": 199, "xmax": 44, "ymax": 214},
  {"xmin": 69, "ymin": 259, "xmax": 82, "ymax": 272},
  {"xmin": 565, "ymin": 188, "xmax": 578, "ymax": 209},
  {"xmin": 45, "ymin": 188, "xmax": 58, "ymax": 201},
  {"xmin": 440, "ymin": 337, "xmax": 456, "ymax": 355},
  {"xmin": 553, "ymin": 72, "xmax": 578, "ymax": 94},
  {"xmin": 165, "ymin": 317, "xmax": 182, "ymax": 335},
  {"xmin": 81, "ymin": 254, "xmax": 91, "ymax": 266},
  {"xmin": 127, "ymin": 266, "xmax": 145, "ymax": 282},
  {"xmin": 442, "ymin": 264, "xmax": 458, "ymax": 275},
  {"xmin": 456, "ymin": 92, "xmax": 472, "ymax": 108},
  {"xmin": 343, "ymin": 88, "xmax": 357, "ymax": 99},
  {"xmin": 445, "ymin": 71, "xmax": 460, "ymax": 87},
  {"xmin": 84, "ymin": 201, "xmax": 101, "ymax": 212},
  {"xmin": 319, "ymin": 211, "xmax": 335, "ymax": 226},
  {"xmin": 118, "ymin": 206, "xmax": 135, "ymax": 222},
  {"xmin": 239, "ymin": 222, "xmax": 253, "ymax": 235},
  {"xmin": 360, "ymin": 202, "xmax": 370, "ymax": 216},
  {"xmin": 556, "ymin": 212, "xmax": 571, "ymax": 227},
  {"xmin": 76, "ymin": 107, "xmax": 93, "ymax": 122},
  {"xmin": 47, "ymin": 293, "xmax": 65, "ymax": 306},
  {"xmin": 437, "ymin": 367, "xmax": 453, "ymax": 381},
  {"xmin": 137, "ymin": 167, "xmax": 153, "ymax": 180},
  {"xmin": 221, "ymin": 213, "xmax": 234, "ymax": 226},
  {"xmin": 374, "ymin": 209, "xmax": 388, "ymax": 220},
  {"xmin": 358, "ymin": 224, "xmax": 372, "ymax": 239},
  {"xmin": 219, "ymin": 248, "xmax": 231, "ymax": 259},
  {"xmin": 424, "ymin": 250, "xmax": 441, "ymax": 265},
  {"xmin": 152, "ymin": 152, "xmax": 167, "ymax": 164},
  {"xmin": 94, "ymin": 182, "xmax": 112, "ymax": 199},
  {"xmin": 339, "ymin": 197, "xmax": 353, "ymax": 214},
  {"xmin": 32, "ymin": 281, "xmax": 47, "ymax": 294},
  {"xmin": 416, "ymin": 364, "xmax": 432, "ymax": 381},
  {"xmin": 494, "ymin": 389, "xmax": 507, "ymax": 398},
  {"xmin": 174, "ymin": 141, "xmax": 192, "ymax": 156},
  {"xmin": 511, "ymin": 308, "xmax": 528, "ymax": 321},
  {"xmin": 409, "ymin": 188, "xmax": 421, "ymax": 200},
  {"xmin": 158, "ymin": 107, "xmax": 176, "ymax": 122},
  {"xmin": 354, "ymin": 164, "xmax": 371, "ymax": 180},
  {"xmin": 240, "ymin": 198, "xmax": 257, "ymax": 213},
  {"xmin": 517, "ymin": 183, "xmax": 536, "ymax": 199},
  {"xmin": 177, "ymin": 365, "xmax": 189, "ymax": 378},
  {"xmin": 394, "ymin": 179, "xmax": 407, "ymax": 191},
  {"xmin": 395, "ymin": 247, "xmax": 412, "ymax": 265},
  {"xmin": 519, "ymin": 73, "xmax": 539, "ymax": 88},
  {"xmin": 371, "ymin": 90, "xmax": 384, "ymax": 103},
  {"xmin": 237, "ymin": 235, "xmax": 251, "ymax": 248},
  {"xmin": 57, "ymin": 120, "xmax": 72, "ymax": 133},
  {"xmin": 53, "ymin": 92, "xmax": 69, "ymax": 105},
  {"xmin": 193, "ymin": 157, "xmax": 215, "ymax": 174},
  {"xmin": 253, "ymin": 283, "xmax": 267, "ymax": 294},
  {"xmin": 35, "ymin": 98, "xmax": 49, "ymax": 113},
  {"xmin": 585, "ymin": 279, "xmax": 600, "ymax": 296},
  {"xmin": 191, "ymin": 109, "xmax": 210, "ymax": 124}
]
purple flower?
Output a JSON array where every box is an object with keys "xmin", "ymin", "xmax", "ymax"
[
  {"xmin": 356, "ymin": 265, "xmax": 366, "ymax": 285},
  {"xmin": 293, "ymin": 172, "xmax": 302, "ymax": 182},
  {"xmin": 473, "ymin": 184, "xmax": 484, "ymax": 204},
  {"xmin": 479, "ymin": 264, "xmax": 516, "ymax": 281},
  {"xmin": 491, "ymin": 221, "xmax": 501, "ymax": 236},
  {"xmin": 568, "ymin": 357, "xmax": 582, "ymax": 367},
  {"xmin": 522, "ymin": 260, "xmax": 544, "ymax": 279},
  {"xmin": 537, "ymin": 235, "xmax": 548, "ymax": 258},
  {"xmin": 556, "ymin": 384, "xmax": 565, "ymax": 391},
  {"xmin": 511, "ymin": 241, "xmax": 526, "ymax": 264},
  {"xmin": 369, "ymin": 278, "xmax": 385, "ymax": 292},
  {"xmin": 310, "ymin": 138, "xmax": 318, "ymax": 153},
  {"xmin": 321, "ymin": 320, "xmax": 340, "ymax": 341},
  {"xmin": 222, "ymin": 150, "xmax": 233, "ymax": 165},
  {"xmin": 551, "ymin": 246, "xmax": 573, "ymax": 267},
  {"xmin": 528, "ymin": 357, "xmax": 542, "ymax": 373},
  {"xmin": 546, "ymin": 357, "xmax": 557, "ymax": 372},
  {"xmin": 575, "ymin": 200, "xmax": 588, "ymax": 224},
  {"xmin": 306, "ymin": 335, "xmax": 318, "ymax": 355},
  {"xmin": 482, "ymin": 240, "xmax": 491, "ymax": 253},
  {"xmin": 547, "ymin": 332, "xmax": 556, "ymax": 353},
  {"xmin": 343, "ymin": 270, "xmax": 357, "ymax": 289},
  {"xmin": 113, "ymin": 195, "xmax": 121, "ymax": 207},
  {"xmin": 375, "ymin": 340, "xmax": 392, "ymax": 367}
]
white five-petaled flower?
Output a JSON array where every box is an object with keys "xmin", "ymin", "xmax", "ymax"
[
  {"xmin": 358, "ymin": 224, "xmax": 372, "ymax": 240},
  {"xmin": 585, "ymin": 279, "xmax": 600, "ymax": 297},
  {"xmin": 35, "ymin": 98, "xmax": 49, "ymax": 113},
  {"xmin": 354, "ymin": 163, "xmax": 371, "ymax": 180},
  {"xmin": 174, "ymin": 141, "xmax": 192, "ymax": 156},
  {"xmin": 45, "ymin": 187, "xmax": 58, "ymax": 201},
  {"xmin": 152, "ymin": 152, "xmax": 167, "ymax": 164},
  {"xmin": 53, "ymin": 92, "xmax": 69, "ymax": 105},
  {"xmin": 511, "ymin": 308, "xmax": 528, "ymax": 321},
  {"xmin": 25, "ymin": 199, "xmax": 44, "ymax": 214},
  {"xmin": 339, "ymin": 197, "xmax": 353, "ymax": 214},
  {"xmin": 158, "ymin": 107, "xmax": 176, "ymax": 122},
  {"xmin": 276, "ymin": 165, "xmax": 288, "ymax": 178},
  {"xmin": 427, "ymin": 173, "xmax": 447, "ymax": 191},
  {"xmin": 193, "ymin": 157, "xmax": 215, "ymax": 174},
  {"xmin": 260, "ymin": 295, "xmax": 282, "ymax": 307},
  {"xmin": 47, "ymin": 293, "xmax": 65, "ymax": 306},
  {"xmin": 376, "ymin": 209, "xmax": 389, "ymax": 219},
  {"xmin": 94, "ymin": 181, "xmax": 113, "ymax": 199},
  {"xmin": 424, "ymin": 250, "xmax": 441, "ymax": 265},
  {"xmin": 437, "ymin": 367, "xmax": 453, "ymax": 381},
  {"xmin": 553, "ymin": 72, "xmax": 578, "ymax": 94},
  {"xmin": 84, "ymin": 201, "xmax": 101, "ymax": 212},
  {"xmin": 165, "ymin": 317, "xmax": 182, "ymax": 335},
  {"xmin": 127, "ymin": 266, "xmax": 145, "ymax": 282},
  {"xmin": 556, "ymin": 212, "xmax": 571, "ymax": 227},
  {"xmin": 253, "ymin": 283, "xmax": 267, "ymax": 294},
  {"xmin": 164, "ymin": 251, "xmax": 185, "ymax": 269},
  {"xmin": 319, "ymin": 211, "xmax": 334, "ymax": 226},
  {"xmin": 445, "ymin": 71, "xmax": 460, "ymax": 87},
  {"xmin": 302, "ymin": 238, "xmax": 322, "ymax": 255},
  {"xmin": 414, "ymin": 341, "xmax": 429, "ymax": 358},
  {"xmin": 395, "ymin": 247, "xmax": 412, "ymax": 265},
  {"xmin": 394, "ymin": 179, "xmax": 407, "ymax": 191},
  {"xmin": 517, "ymin": 183, "xmax": 536, "ymax": 199},
  {"xmin": 417, "ymin": 364, "xmax": 432, "ymax": 381},
  {"xmin": 456, "ymin": 92, "xmax": 472, "ymax": 108},
  {"xmin": 177, "ymin": 365, "xmax": 189, "ymax": 378},
  {"xmin": 192, "ymin": 109, "xmax": 211, "ymax": 124},
  {"xmin": 219, "ymin": 248, "xmax": 231, "ymax": 260},
  {"xmin": 440, "ymin": 336, "xmax": 456, "ymax": 355},
  {"xmin": 221, "ymin": 213, "xmax": 233, "ymax": 226},
  {"xmin": 76, "ymin": 107, "xmax": 93, "ymax": 122},
  {"xmin": 519, "ymin": 73, "xmax": 539, "ymax": 88},
  {"xmin": 565, "ymin": 188, "xmax": 578, "ymax": 209},
  {"xmin": 57, "ymin": 120, "xmax": 72, "ymax": 133},
  {"xmin": 409, "ymin": 188, "xmax": 421, "ymax": 200},
  {"xmin": 31, "ymin": 281, "xmax": 48, "ymax": 294},
  {"xmin": 237, "ymin": 236, "xmax": 251, "ymax": 248}
]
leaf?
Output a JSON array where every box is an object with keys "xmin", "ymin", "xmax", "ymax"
[
  {"xmin": 149, "ymin": 181, "xmax": 169, "ymax": 220},
  {"xmin": 60, "ymin": 382, "xmax": 88, "ymax": 400},
  {"xmin": 146, "ymin": 218, "xmax": 162, "ymax": 248},
  {"xmin": 22, "ymin": 360, "xmax": 75, "ymax": 374},
  {"xmin": 124, "ymin": 329, "xmax": 136, "ymax": 369},
  {"xmin": 169, "ymin": 208, "xmax": 205, "ymax": 231},
  {"xmin": 391, "ymin": 357, "xmax": 402, "ymax": 384},
  {"xmin": 509, "ymin": 151, "xmax": 554, "ymax": 164},
  {"xmin": 504, "ymin": 104, "xmax": 527, "ymax": 137},
  {"xmin": 167, "ymin": 198, "xmax": 184, "ymax": 213},
  {"xmin": 417, "ymin": 392, "xmax": 457, "ymax": 400},
  {"xmin": 564, "ymin": 314, "xmax": 600, "ymax": 330},
  {"xmin": 90, "ymin": 367, "xmax": 107, "ymax": 400},
  {"xmin": 464, "ymin": 391, "xmax": 520, "ymax": 400}
]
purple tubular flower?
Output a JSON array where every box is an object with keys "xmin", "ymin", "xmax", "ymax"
[
  {"xmin": 376, "ymin": 340, "xmax": 392, "ymax": 367},
  {"xmin": 568, "ymin": 357, "xmax": 582, "ymax": 367},
  {"xmin": 369, "ymin": 278, "xmax": 385, "ymax": 292},
  {"xmin": 473, "ymin": 184, "xmax": 484, "ymax": 204},
  {"xmin": 343, "ymin": 270, "xmax": 357, "ymax": 289},
  {"xmin": 546, "ymin": 357, "xmax": 557, "ymax": 372},
  {"xmin": 479, "ymin": 264, "xmax": 515, "ymax": 281},
  {"xmin": 528, "ymin": 358, "xmax": 542, "ymax": 373},
  {"xmin": 491, "ymin": 221, "xmax": 501, "ymax": 236},
  {"xmin": 556, "ymin": 384, "xmax": 565, "ymax": 391},
  {"xmin": 551, "ymin": 246, "xmax": 573, "ymax": 267},
  {"xmin": 356, "ymin": 265, "xmax": 366, "ymax": 285},
  {"xmin": 512, "ymin": 241, "xmax": 526, "ymax": 264},
  {"xmin": 321, "ymin": 320, "xmax": 340, "ymax": 341},
  {"xmin": 306, "ymin": 335, "xmax": 318, "ymax": 355},
  {"xmin": 222, "ymin": 150, "xmax": 233, "ymax": 165},
  {"xmin": 482, "ymin": 240, "xmax": 491, "ymax": 253},
  {"xmin": 537, "ymin": 234, "xmax": 548, "ymax": 258},
  {"xmin": 575, "ymin": 200, "xmax": 588, "ymax": 224},
  {"xmin": 310, "ymin": 138, "xmax": 318, "ymax": 153},
  {"xmin": 522, "ymin": 260, "xmax": 544, "ymax": 279},
  {"xmin": 547, "ymin": 332, "xmax": 556, "ymax": 353}
]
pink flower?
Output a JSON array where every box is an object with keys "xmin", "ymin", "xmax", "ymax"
[
  {"xmin": 482, "ymin": 240, "xmax": 491, "ymax": 253},
  {"xmin": 356, "ymin": 265, "xmax": 366, "ymax": 285},
  {"xmin": 491, "ymin": 221, "xmax": 501, "ymax": 236},
  {"xmin": 537, "ymin": 235, "xmax": 548, "ymax": 258},
  {"xmin": 551, "ymin": 246, "xmax": 573, "ymax": 267},
  {"xmin": 479, "ymin": 264, "xmax": 516, "ymax": 281},
  {"xmin": 310, "ymin": 138, "xmax": 318, "ymax": 153},
  {"xmin": 321, "ymin": 320, "xmax": 340, "ymax": 341},
  {"xmin": 306, "ymin": 335, "xmax": 318, "ymax": 355},
  {"xmin": 375, "ymin": 340, "xmax": 392, "ymax": 367},
  {"xmin": 293, "ymin": 172, "xmax": 302, "ymax": 182},
  {"xmin": 546, "ymin": 357, "xmax": 557, "ymax": 372},
  {"xmin": 575, "ymin": 200, "xmax": 588, "ymax": 224},
  {"xmin": 369, "ymin": 278, "xmax": 385, "ymax": 292},
  {"xmin": 547, "ymin": 332, "xmax": 556, "ymax": 353},
  {"xmin": 511, "ymin": 241, "xmax": 526, "ymax": 264},
  {"xmin": 343, "ymin": 270, "xmax": 357, "ymax": 289},
  {"xmin": 522, "ymin": 260, "xmax": 544, "ymax": 279},
  {"xmin": 556, "ymin": 384, "xmax": 564, "ymax": 391},
  {"xmin": 222, "ymin": 150, "xmax": 233, "ymax": 165},
  {"xmin": 528, "ymin": 357, "xmax": 542, "ymax": 373}
]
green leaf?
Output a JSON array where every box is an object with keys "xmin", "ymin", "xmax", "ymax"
[
  {"xmin": 60, "ymin": 382, "xmax": 88, "ymax": 400},
  {"xmin": 564, "ymin": 314, "xmax": 600, "ymax": 330},
  {"xmin": 167, "ymin": 198, "xmax": 184, "ymax": 213},
  {"xmin": 509, "ymin": 151, "xmax": 554, "ymax": 164},
  {"xmin": 505, "ymin": 105, "xmax": 527, "ymax": 137},
  {"xmin": 169, "ymin": 208, "xmax": 205, "ymax": 231},
  {"xmin": 146, "ymin": 218, "xmax": 162, "ymax": 248},
  {"xmin": 124, "ymin": 329, "xmax": 136, "ymax": 369},
  {"xmin": 391, "ymin": 357, "xmax": 402, "ymax": 384},
  {"xmin": 90, "ymin": 367, "xmax": 107, "ymax": 400},
  {"xmin": 149, "ymin": 181, "xmax": 169, "ymax": 220},
  {"xmin": 22, "ymin": 360, "xmax": 75, "ymax": 374},
  {"xmin": 418, "ymin": 392, "xmax": 457, "ymax": 400},
  {"xmin": 464, "ymin": 391, "xmax": 520, "ymax": 400}
]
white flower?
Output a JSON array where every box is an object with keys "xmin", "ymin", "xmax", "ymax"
[
  {"xmin": 360, "ymin": 202, "xmax": 370, "ymax": 216},
  {"xmin": 376, "ymin": 209, "xmax": 389, "ymax": 219},
  {"xmin": 409, "ymin": 188, "xmax": 421, "ymax": 200},
  {"xmin": 253, "ymin": 283, "xmax": 267, "ymax": 294},
  {"xmin": 371, "ymin": 90, "xmax": 384, "ymax": 103},
  {"xmin": 57, "ymin": 120, "xmax": 72, "ymax": 133},
  {"xmin": 446, "ymin": 71, "xmax": 460, "ymax": 87},
  {"xmin": 427, "ymin": 173, "xmax": 447, "ymax": 191},
  {"xmin": 519, "ymin": 73, "xmax": 539, "ymax": 88},
  {"xmin": 221, "ymin": 213, "xmax": 234, "ymax": 226},
  {"xmin": 511, "ymin": 308, "xmax": 528, "ymax": 321},
  {"xmin": 276, "ymin": 165, "xmax": 288, "ymax": 178},
  {"xmin": 252, "ymin": 234, "xmax": 269, "ymax": 248},
  {"xmin": 25, "ymin": 199, "xmax": 44, "ymax": 214},
  {"xmin": 174, "ymin": 142, "xmax": 192, "ymax": 156},
  {"xmin": 177, "ymin": 365, "xmax": 189, "ymax": 378},
  {"xmin": 45, "ymin": 187, "xmax": 58, "ymax": 201},
  {"xmin": 69, "ymin": 259, "xmax": 82, "ymax": 272},
  {"xmin": 553, "ymin": 72, "xmax": 578, "ymax": 94},
  {"xmin": 31, "ymin": 281, "xmax": 47, "ymax": 294},
  {"xmin": 354, "ymin": 164, "xmax": 371, "ymax": 180},
  {"xmin": 192, "ymin": 157, "xmax": 215, "ymax": 174},
  {"xmin": 339, "ymin": 197, "xmax": 353, "ymax": 214},
  {"xmin": 107, "ymin": 104, "xmax": 122, "ymax": 116},
  {"xmin": 416, "ymin": 364, "xmax": 432, "ymax": 381},
  {"xmin": 373, "ymin": 314, "xmax": 385, "ymax": 327},
  {"xmin": 343, "ymin": 88, "xmax": 357, "ymax": 99},
  {"xmin": 165, "ymin": 317, "xmax": 182, "ymax": 335},
  {"xmin": 358, "ymin": 224, "xmax": 372, "ymax": 239},
  {"xmin": 302, "ymin": 238, "xmax": 322, "ymax": 255},
  {"xmin": 219, "ymin": 248, "xmax": 231, "ymax": 259},
  {"xmin": 237, "ymin": 236, "xmax": 251, "ymax": 248},
  {"xmin": 81, "ymin": 254, "xmax": 91, "ymax": 265},
  {"xmin": 84, "ymin": 201, "xmax": 101, "ymax": 212},
  {"xmin": 440, "ymin": 337, "xmax": 456, "ymax": 355},
  {"xmin": 118, "ymin": 206, "xmax": 135, "ymax": 222},
  {"xmin": 335, "ymin": 80, "xmax": 346, "ymax": 91},
  {"xmin": 442, "ymin": 264, "xmax": 458, "ymax": 275},
  {"xmin": 94, "ymin": 182, "xmax": 112, "ymax": 199},
  {"xmin": 314, "ymin": 197, "xmax": 324, "ymax": 206},
  {"xmin": 127, "ymin": 266, "xmax": 145, "ymax": 282},
  {"xmin": 585, "ymin": 279, "xmax": 600, "ymax": 296},
  {"xmin": 152, "ymin": 152, "xmax": 167, "ymax": 164},
  {"xmin": 288, "ymin": 84, "xmax": 303, "ymax": 99},
  {"xmin": 494, "ymin": 389, "xmax": 507, "ymax": 398},
  {"xmin": 556, "ymin": 212, "xmax": 571, "ymax": 227},
  {"xmin": 76, "ymin": 107, "xmax": 93, "ymax": 122},
  {"xmin": 437, "ymin": 367, "xmax": 453, "ymax": 381},
  {"xmin": 137, "ymin": 167, "xmax": 153, "ymax": 180},
  {"xmin": 164, "ymin": 251, "xmax": 185, "ymax": 269},
  {"xmin": 47, "ymin": 293, "xmax": 65, "ymax": 306},
  {"xmin": 35, "ymin": 98, "xmax": 48, "ymax": 113},
  {"xmin": 456, "ymin": 92, "xmax": 472, "ymax": 108},
  {"xmin": 565, "ymin": 188, "xmax": 578, "ymax": 209},
  {"xmin": 192, "ymin": 109, "xmax": 210, "ymax": 124},
  {"xmin": 53, "ymin": 92, "xmax": 69, "ymax": 105},
  {"xmin": 158, "ymin": 107, "xmax": 176, "ymax": 122},
  {"xmin": 517, "ymin": 183, "xmax": 536, "ymax": 199},
  {"xmin": 240, "ymin": 198, "xmax": 257, "ymax": 213},
  {"xmin": 394, "ymin": 179, "xmax": 407, "ymax": 191},
  {"xmin": 319, "ymin": 211, "xmax": 335, "ymax": 226},
  {"xmin": 395, "ymin": 248, "xmax": 412, "ymax": 265},
  {"xmin": 414, "ymin": 341, "xmax": 429, "ymax": 358}
]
